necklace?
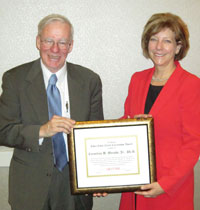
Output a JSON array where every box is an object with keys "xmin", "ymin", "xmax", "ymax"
[{"xmin": 151, "ymin": 75, "xmax": 169, "ymax": 82}]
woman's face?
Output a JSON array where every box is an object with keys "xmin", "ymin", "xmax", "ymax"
[{"xmin": 148, "ymin": 28, "xmax": 181, "ymax": 68}]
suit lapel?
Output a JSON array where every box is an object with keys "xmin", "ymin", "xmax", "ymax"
[
  {"xmin": 25, "ymin": 59, "xmax": 49, "ymax": 124},
  {"xmin": 67, "ymin": 63, "xmax": 85, "ymax": 120}
]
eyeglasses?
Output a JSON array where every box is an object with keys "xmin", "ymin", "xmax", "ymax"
[{"xmin": 41, "ymin": 38, "xmax": 71, "ymax": 50}]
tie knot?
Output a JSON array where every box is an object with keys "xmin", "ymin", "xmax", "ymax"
[{"xmin": 48, "ymin": 74, "xmax": 57, "ymax": 85}]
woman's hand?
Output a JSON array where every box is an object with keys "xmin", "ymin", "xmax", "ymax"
[
  {"xmin": 135, "ymin": 182, "xmax": 164, "ymax": 198},
  {"xmin": 134, "ymin": 114, "xmax": 152, "ymax": 119},
  {"xmin": 126, "ymin": 114, "xmax": 152, "ymax": 119}
]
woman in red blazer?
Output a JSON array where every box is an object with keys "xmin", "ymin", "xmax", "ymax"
[{"xmin": 119, "ymin": 13, "xmax": 200, "ymax": 210}]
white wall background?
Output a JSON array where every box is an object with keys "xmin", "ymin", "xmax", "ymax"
[
  {"xmin": 0, "ymin": 0, "xmax": 200, "ymax": 159},
  {"xmin": 0, "ymin": 0, "xmax": 200, "ymax": 157},
  {"xmin": 1, "ymin": 0, "xmax": 200, "ymax": 119},
  {"xmin": 1, "ymin": 1, "xmax": 200, "ymax": 210}
]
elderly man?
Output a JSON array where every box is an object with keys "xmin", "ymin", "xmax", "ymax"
[{"xmin": 0, "ymin": 14, "xmax": 103, "ymax": 210}]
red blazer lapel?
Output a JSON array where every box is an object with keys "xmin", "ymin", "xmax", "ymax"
[
  {"xmin": 150, "ymin": 62, "xmax": 183, "ymax": 116},
  {"xmin": 123, "ymin": 67, "xmax": 154, "ymax": 118}
]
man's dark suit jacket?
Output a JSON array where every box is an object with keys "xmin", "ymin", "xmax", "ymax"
[{"xmin": 0, "ymin": 59, "xmax": 104, "ymax": 210}]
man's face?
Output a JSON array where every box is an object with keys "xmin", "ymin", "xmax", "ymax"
[{"xmin": 36, "ymin": 21, "xmax": 73, "ymax": 73}]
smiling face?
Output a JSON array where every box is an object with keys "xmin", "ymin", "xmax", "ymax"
[
  {"xmin": 36, "ymin": 21, "xmax": 73, "ymax": 73},
  {"xmin": 148, "ymin": 28, "xmax": 181, "ymax": 69}
]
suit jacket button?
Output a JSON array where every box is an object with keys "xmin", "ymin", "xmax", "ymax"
[
  {"xmin": 46, "ymin": 173, "xmax": 51, "ymax": 177},
  {"xmin": 26, "ymin": 148, "xmax": 31, "ymax": 152}
]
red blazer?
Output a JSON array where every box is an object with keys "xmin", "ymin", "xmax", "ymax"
[{"xmin": 119, "ymin": 62, "xmax": 200, "ymax": 210}]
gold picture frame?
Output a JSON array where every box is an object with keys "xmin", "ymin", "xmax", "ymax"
[{"xmin": 68, "ymin": 118, "xmax": 156, "ymax": 194}]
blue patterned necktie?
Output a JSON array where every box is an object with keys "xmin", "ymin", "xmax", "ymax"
[{"xmin": 47, "ymin": 74, "xmax": 67, "ymax": 171}]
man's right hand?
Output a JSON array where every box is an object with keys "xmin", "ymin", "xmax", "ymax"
[{"xmin": 39, "ymin": 115, "xmax": 76, "ymax": 138}]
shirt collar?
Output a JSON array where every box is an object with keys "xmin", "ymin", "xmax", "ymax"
[{"xmin": 40, "ymin": 59, "xmax": 67, "ymax": 88}]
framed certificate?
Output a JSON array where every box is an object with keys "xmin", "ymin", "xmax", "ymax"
[{"xmin": 68, "ymin": 118, "xmax": 156, "ymax": 194}]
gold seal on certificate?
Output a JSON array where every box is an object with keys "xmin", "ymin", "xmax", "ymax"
[{"xmin": 68, "ymin": 118, "xmax": 156, "ymax": 194}]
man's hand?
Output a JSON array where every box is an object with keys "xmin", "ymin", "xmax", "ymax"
[
  {"xmin": 93, "ymin": 192, "xmax": 108, "ymax": 197},
  {"xmin": 39, "ymin": 115, "xmax": 76, "ymax": 138},
  {"xmin": 135, "ymin": 182, "xmax": 164, "ymax": 198}
]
